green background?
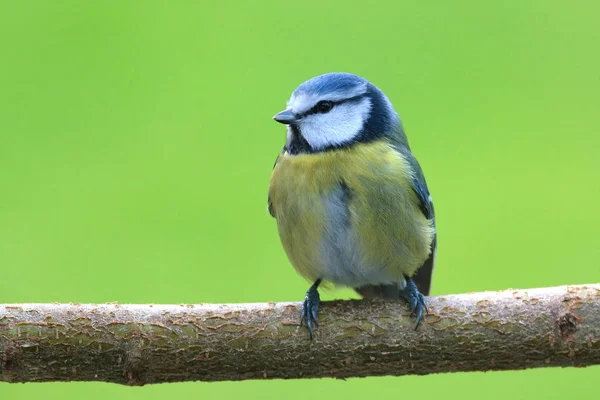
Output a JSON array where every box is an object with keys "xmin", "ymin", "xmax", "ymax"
[{"xmin": 1, "ymin": 1, "xmax": 598, "ymax": 399}]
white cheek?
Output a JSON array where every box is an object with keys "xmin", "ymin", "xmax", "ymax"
[{"xmin": 300, "ymin": 100, "xmax": 371, "ymax": 150}]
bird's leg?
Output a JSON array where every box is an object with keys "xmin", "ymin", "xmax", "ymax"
[
  {"xmin": 399, "ymin": 275, "xmax": 428, "ymax": 329},
  {"xmin": 300, "ymin": 278, "xmax": 322, "ymax": 339}
]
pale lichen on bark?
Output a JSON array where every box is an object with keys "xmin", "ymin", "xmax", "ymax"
[{"xmin": 0, "ymin": 284, "xmax": 599, "ymax": 385}]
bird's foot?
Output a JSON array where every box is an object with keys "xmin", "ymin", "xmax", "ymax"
[
  {"xmin": 400, "ymin": 276, "xmax": 428, "ymax": 329},
  {"xmin": 300, "ymin": 279, "xmax": 321, "ymax": 339}
]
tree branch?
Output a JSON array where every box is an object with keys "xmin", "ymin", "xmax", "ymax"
[{"xmin": 1, "ymin": 284, "xmax": 599, "ymax": 385}]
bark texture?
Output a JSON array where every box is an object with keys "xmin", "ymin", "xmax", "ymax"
[{"xmin": 0, "ymin": 284, "xmax": 599, "ymax": 385}]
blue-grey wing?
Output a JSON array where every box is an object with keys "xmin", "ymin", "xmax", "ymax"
[
  {"xmin": 407, "ymin": 153, "xmax": 436, "ymax": 296},
  {"xmin": 267, "ymin": 152, "xmax": 283, "ymax": 218},
  {"xmin": 268, "ymin": 196, "xmax": 275, "ymax": 218},
  {"xmin": 412, "ymin": 175, "xmax": 434, "ymax": 220}
]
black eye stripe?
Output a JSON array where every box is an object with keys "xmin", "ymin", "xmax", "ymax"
[
  {"xmin": 316, "ymin": 100, "xmax": 333, "ymax": 113},
  {"xmin": 301, "ymin": 94, "xmax": 365, "ymax": 117}
]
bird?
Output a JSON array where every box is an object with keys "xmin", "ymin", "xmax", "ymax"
[{"xmin": 268, "ymin": 72, "xmax": 436, "ymax": 339}]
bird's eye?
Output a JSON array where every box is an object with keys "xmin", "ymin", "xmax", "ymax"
[{"xmin": 316, "ymin": 100, "xmax": 334, "ymax": 113}]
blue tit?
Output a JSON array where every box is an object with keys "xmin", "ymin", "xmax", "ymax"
[{"xmin": 268, "ymin": 72, "xmax": 436, "ymax": 339}]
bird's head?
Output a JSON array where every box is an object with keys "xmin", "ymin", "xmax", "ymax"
[{"xmin": 273, "ymin": 72, "xmax": 402, "ymax": 154}]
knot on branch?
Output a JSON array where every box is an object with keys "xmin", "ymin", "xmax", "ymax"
[{"xmin": 557, "ymin": 313, "xmax": 579, "ymax": 338}]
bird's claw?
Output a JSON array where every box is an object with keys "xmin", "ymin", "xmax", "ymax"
[
  {"xmin": 400, "ymin": 278, "xmax": 428, "ymax": 329},
  {"xmin": 300, "ymin": 284, "xmax": 320, "ymax": 339}
]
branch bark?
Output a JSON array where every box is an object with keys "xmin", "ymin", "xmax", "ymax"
[{"xmin": 1, "ymin": 284, "xmax": 599, "ymax": 385}]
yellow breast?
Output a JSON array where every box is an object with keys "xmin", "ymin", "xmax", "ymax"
[{"xmin": 269, "ymin": 140, "xmax": 434, "ymax": 285}]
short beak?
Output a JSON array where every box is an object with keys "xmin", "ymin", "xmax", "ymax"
[{"xmin": 273, "ymin": 109, "xmax": 299, "ymax": 125}]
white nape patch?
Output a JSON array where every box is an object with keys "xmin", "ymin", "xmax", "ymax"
[
  {"xmin": 300, "ymin": 98, "xmax": 372, "ymax": 150},
  {"xmin": 381, "ymin": 91, "xmax": 401, "ymax": 125},
  {"xmin": 287, "ymin": 82, "xmax": 368, "ymax": 115}
]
